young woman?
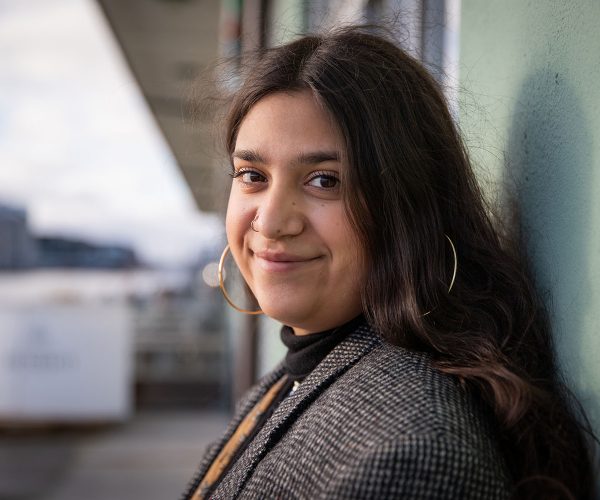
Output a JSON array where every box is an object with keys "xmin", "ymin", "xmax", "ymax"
[{"xmin": 182, "ymin": 27, "xmax": 596, "ymax": 499}]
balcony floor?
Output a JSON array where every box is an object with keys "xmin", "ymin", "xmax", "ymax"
[{"xmin": 0, "ymin": 411, "xmax": 228, "ymax": 500}]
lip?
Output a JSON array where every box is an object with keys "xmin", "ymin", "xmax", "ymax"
[{"xmin": 253, "ymin": 250, "xmax": 322, "ymax": 272}]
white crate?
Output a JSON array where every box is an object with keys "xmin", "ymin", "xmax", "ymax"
[{"xmin": 0, "ymin": 302, "xmax": 133, "ymax": 422}]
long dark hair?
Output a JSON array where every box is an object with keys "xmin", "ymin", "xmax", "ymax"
[{"xmin": 221, "ymin": 26, "xmax": 596, "ymax": 499}]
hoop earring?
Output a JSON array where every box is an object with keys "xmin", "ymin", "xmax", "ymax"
[
  {"xmin": 445, "ymin": 234, "xmax": 457, "ymax": 293},
  {"xmin": 218, "ymin": 244, "xmax": 262, "ymax": 315},
  {"xmin": 422, "ymin": 234, "xmax": 458, "ymax": 316}
]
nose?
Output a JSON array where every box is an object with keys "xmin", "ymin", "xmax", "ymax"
[{"xmin": 254, "ymin": 181, "xmax": 304, "ymax": 239}]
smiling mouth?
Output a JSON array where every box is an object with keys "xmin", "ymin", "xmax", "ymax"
[{"xmin": 253, "ymin": 251, "xmax": 322, "ymax": 272}]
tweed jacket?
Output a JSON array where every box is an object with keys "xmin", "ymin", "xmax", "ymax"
[{"xmin": 183, "ymin": 323, "xmax": 512, "ymax": 499}]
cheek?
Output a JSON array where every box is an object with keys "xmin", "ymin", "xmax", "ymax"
[
  {"xmin": 225, "ymin": 193, "xmax": 257, "ymax": 278},
  {"xmin": 226, "ymin": 192, "xmax": 250, "ymax": 243},
  {"xmin": 330, "ymin": 213, "xmax": 359, "ymax": 252},
  {"xmin": 225, "ymin": 208, "xmax": 239, "ymax": 246},
  {"xmin": 313, "ymin": 207, "xmax": 363, "ymax": 268},
  {"xmin": 335, "ymin": 219, "xmax": 365, "ymax": 281}
]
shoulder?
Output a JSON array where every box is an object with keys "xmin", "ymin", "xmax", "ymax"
[
  {"xmin": 324, "ymin": 342, "xmax": 504, "ymax": 456},
  {"xmin": 336, "ymin": 343, "xmax": 480, "ymax": 433},
  {"xmin": 320, "ymin": 429, "xmax": 510, "ymax": 499},
  {"xmin": 244, "ymin": 340, "xmax": 512, "ymax": 498},
  {"xmin": 295, "ymin": 342, "xmax": 512, "ymax": 497}
]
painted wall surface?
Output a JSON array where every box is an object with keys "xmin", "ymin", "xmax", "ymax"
[
  {"xmin": 266, "ymin": 0, "xmax": 306, "ymax": 46},
  {"xmin": 459, "ymin": 0, "xmax": 600, "ymax": 430}
]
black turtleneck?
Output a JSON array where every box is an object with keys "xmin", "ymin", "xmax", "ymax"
[{"xmin": 280, "ymin": 314, "xmax": 366, "ymax": 382}]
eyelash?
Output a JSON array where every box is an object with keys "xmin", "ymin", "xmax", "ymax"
[
  {"xmin": 231, "ymin": 168, "xmax": 340, "ymax": 190},
  {"xmin": 231, "ymin": 168, "xmax": 267, "ymax": 184},
  {"xmin": 306, "ymin": 170, "xmax": 340, "ymax": 189}
]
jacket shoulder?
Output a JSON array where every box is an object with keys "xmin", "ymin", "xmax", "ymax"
[
  {"xmin": 242, "ymin": 343, "xmax": 512, "ymax": 498},
  {"xmin": 320, "ymin": 430, "xmax": 511, "ymax": 499},
  {"xmin": 330, "ymin": 343, "xmax": 500, "ymax": 447}
]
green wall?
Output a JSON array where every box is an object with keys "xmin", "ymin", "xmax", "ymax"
[{"xmin": 459, "ymin": 0, "xmax": 600, "ymax": 430}]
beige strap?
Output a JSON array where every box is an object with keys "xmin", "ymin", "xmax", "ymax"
[{"xmin": 191, "ymin": 375, "xmax": 289, "ymax": 500}]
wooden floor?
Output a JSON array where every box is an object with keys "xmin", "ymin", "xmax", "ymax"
[{"xmin": 0, "ymin": 411, "xmax": 228, "ymax": 500}]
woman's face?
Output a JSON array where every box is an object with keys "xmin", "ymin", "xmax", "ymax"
[{"xmin": 226, "ymin": 90, "xmax": 365, "ymax": 335}]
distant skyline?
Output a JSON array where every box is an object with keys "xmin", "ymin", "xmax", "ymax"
[{"xmin": 0, "ymin": 0, "xmax": 223, "ymax": 266}]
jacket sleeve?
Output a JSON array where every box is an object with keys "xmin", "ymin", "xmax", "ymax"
[{"xmin": 320, "ymin": 432, "xmax": 511, "ymax": 500}]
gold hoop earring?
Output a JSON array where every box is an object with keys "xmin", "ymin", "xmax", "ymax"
[
  {"xmin": 218, "ymin": 244, "xmax": 262, "ymax": 315},
  {"xmin": 422, "ymin": 234, "xmax": 458, "ymax": 316},
  {"xmin": 445, "ymin": 234, "xmax": 457, "ymax": 293}
]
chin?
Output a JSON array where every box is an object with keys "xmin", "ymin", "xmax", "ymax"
[
  {"xmin": 260, "ymin": 306, "xmax": 305, "ymax": 327},
  {"xmin": 258, "ymin": 297, "xmax": 313, "ymax": 329}
]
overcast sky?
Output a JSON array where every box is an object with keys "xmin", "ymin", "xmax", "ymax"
[{"xmin": 0, "ymin": 0, "xmax": 223, "ymax": 266}]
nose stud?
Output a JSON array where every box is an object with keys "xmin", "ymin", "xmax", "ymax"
[{"xmin": 250, "ymin": 214, "xmax": 259, "ymax": 232}]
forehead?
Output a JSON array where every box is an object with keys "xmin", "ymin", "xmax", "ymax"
[{"xmin": 235, "ymin": 91, "xmax": 345, "ymax": 158}]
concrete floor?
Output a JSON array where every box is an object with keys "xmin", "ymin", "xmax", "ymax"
[{"xmin": 0, "ymin": 411, "xmax": 229, "ymax": 500}]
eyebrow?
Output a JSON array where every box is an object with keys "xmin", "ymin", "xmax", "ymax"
[
  {"xmin": 296, "ymin": 151, "xmax": 340, "ymax": 164},
  {"xmin": 232, "ymin": 149, "xmax": 341, "ymax": 165},
  {"xmin": 232, "ymin": 149, "xmax": 265, "ymax": 163}
]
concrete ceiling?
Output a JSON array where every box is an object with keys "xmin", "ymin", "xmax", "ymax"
[{"xmin": 96, "ymin": 0, "xmax": 227, "ymax": 213}]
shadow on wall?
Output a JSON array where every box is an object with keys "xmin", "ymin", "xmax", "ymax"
[{"xmin": 504, "ymin": 65, "xmax": 598, "ymax": 425}]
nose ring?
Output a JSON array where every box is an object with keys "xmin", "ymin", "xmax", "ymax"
[{"xmin": 250, "ymin": 214, "xmax": 259, "ymax": 232}]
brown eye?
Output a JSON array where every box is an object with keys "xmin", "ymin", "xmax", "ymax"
[
  {"xmin": 244, "ymin": 171, "xmax": 266, "ymax": 183},
  {"xmin": 233, "ymin": 169, "xmax": 267, "ymax": 184},
  {"xmin": 307, "ymin": 173, "xmax": 339, "ymax": 189}
]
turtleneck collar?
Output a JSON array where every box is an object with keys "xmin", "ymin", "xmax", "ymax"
[{"xmin": 280, "ymin": 315, "xmax": 366, "ymax": 381}]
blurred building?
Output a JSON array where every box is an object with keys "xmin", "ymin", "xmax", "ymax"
[
  {"xmin": 36, "ymin": 236, "xmax": 139, "ymax": 269},
  {"xmin": 0, "ymin": 204, "xmax": 38, "ymax": 269},
  {"xmin": 0, "ymin": 203, "xmax": 140, "ymax": 270}
]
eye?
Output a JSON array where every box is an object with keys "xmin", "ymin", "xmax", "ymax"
[
  {"xmin": 306, "ymin": 171, "xmax": 340, "ymax": 189},
  {"xmin": 232, "ymin": 168, "xmax": 267, "ymax": 184}
]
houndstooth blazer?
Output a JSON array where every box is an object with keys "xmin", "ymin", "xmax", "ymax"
[{"xmin": 182, "ymin": 323, "xmax": 512, "ymax": 499}]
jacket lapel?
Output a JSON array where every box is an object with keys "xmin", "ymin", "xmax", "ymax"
[
  {"xmin": 182, "ymin": 365, "xmax": 285, "ymax": 499},
  {"xmin": 214, "ymin": 323, "xmax": 382, "ymax": 499}
]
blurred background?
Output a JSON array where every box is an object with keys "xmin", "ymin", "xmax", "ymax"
[{"xmin": 0, "ymin": 0, "xmax": 598, "ymax": 499}]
